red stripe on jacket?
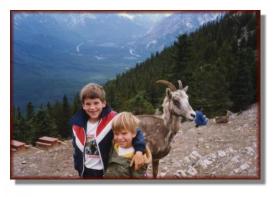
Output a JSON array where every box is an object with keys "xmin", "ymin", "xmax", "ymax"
[
  {"xmin": 96, "ymin": 111, "xmax": 117, "ymax": 137},
  {"xmin": 72, "ymin": 125, "xmax": 86, "ymax": 145}
]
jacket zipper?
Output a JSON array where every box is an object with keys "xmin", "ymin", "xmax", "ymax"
[
  {"xmin": 81, "ymin": 128, "xmax": 86, "ymax": 177},
  {"xmin": 96, "ymin": 119, "xmax": 105, "ymax": 174}
]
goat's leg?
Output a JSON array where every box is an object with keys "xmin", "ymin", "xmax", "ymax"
[{"xmin": 152, "ymin": 160, "xmax": 159, "ymax": 178}]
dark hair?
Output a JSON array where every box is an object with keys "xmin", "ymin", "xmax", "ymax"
[{"xmin": 80, "ymin": 83, "xmax": 106, "ymax": 103}]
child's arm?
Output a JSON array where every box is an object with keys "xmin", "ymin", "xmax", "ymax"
[
  {"xmin": 132, "ymin": 128, "xmax": 146, "ymax": 152},
  {"xmin": 131, "ymin": 128, "xmax": 146, "ymax": 170}
]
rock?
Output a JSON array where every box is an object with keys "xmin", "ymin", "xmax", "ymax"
[
  {"xmin": 175, "ymin": 170, "xmax": 186, "ymax": 177},
  {"xmin": 231, "ymin": 155, "xmax": 240, "ymax": 164},
  {"xmin": 240, "ymin": 163, "xmax": 250, "ymax": 171},
  {"xmin": 184, "ymin": 156, "xmax": 191, "ymax": 163},
  {"xmin": 233, "ymin": 168, "xmax": 241, "ymax": 174},
  {"xmin": 190, "ymin": 150, "xmax": 202, "ymax": 159},
  {"xmin": 160, "ymin": 171, "xmax": 168, "ymax": 177},
  {"xmin": 245, "ymin": 147, "xmax": 255, "ymax": 156},
  {"xmin": 187, "ymin": 166, "xmax": 198, "ymax": 176},
  {"xmin": 205, "ymin": 145, "xmax": 210, "ymax": 149},
  {"xmin": 217, "ymin": 150, "xmax": 226, "ymax": 157},
  {"xmin": 205, "ymin": 157, "xmax": 214, "ymax": 165},
  {"xmin": 198, "ymin": 159, "xmax": 208, "ymax": 169},
  {"xmin": 209, "ymin": 153, "xmax": 217, "ymax": 159},
  {"xmin": 227, "ymin": 147, "xmax": 235, "ymax": 153}
]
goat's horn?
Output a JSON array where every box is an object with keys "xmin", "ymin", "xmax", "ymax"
[
  {"xmin": 156, "ymin": 80, "xmax": 176, "ymax": 91},
  {"xmin": 178, "ymin": 80, "xmax": 183, "ymax": 89}
]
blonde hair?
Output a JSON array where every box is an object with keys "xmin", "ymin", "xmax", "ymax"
[
  {"xmin": 80, "ymin": 83, "xmax": 106, "ymax": 103},
  {"xmin": 112, "ymin": 112, "xmax": 140, "ymax": 135}
]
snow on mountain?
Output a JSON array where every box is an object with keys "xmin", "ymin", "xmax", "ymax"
[
  {"xmin": 129, "ymin": 49, "xmax": 141, "ymax": 57},
  {"xmin": 146, "ymin": 40, "xmax": 157, "ymax": 49},
  {"xmin": 76, "ymin": 42, "xmax": 84, "ymax": 53},
  {"xmin": 144, "ymin": 13, "xmax": 221, "ymax": 40},
  {"xmin": 95, "ymin": 55, "xmax": 105, "ymax": 60},
  {"xmin": 133, "ymin": 12, "xmax": 223, "ymax": 54}
]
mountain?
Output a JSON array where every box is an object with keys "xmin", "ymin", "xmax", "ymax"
[
  {"xmin": 12, "ymin": 12, "xmax": 221, "ymax": 109},
  {"xmin": 134, "ymin": 13, "xmax": 221, "ymax": 53}
]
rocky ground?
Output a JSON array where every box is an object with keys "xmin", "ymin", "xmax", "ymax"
[{"xmin": 12, "ymin": 104, "xmax": 259, "ymax": 179}]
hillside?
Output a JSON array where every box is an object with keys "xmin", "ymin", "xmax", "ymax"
[{"xmin": 12, "ymin": 104, "xmax": 259, "ymax": 179}]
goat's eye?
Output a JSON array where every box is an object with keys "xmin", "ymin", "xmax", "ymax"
[{"xmin": 173, "ymin": 99, "xmax": 180, "ymax": 107}]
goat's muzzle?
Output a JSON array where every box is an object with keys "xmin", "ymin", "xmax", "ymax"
[{"xmin": 181, "ymin": 113, "xmax": 195, "ymax": 122}]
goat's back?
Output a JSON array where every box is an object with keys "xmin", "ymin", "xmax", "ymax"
[{"xmin": 137, "ymin": 115, "xmax": 171, "ymax": 159}]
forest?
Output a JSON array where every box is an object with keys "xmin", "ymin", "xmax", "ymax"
[{"xmin": 13, "ymin": 13, "xmax": 259, "ymax": 144}]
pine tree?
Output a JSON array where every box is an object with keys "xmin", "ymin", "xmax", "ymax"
[
  {"xmin": 71, "ymin": 93, "xmax": 81, "ymax": 114},
  {"xmin": 230, "ymin": 48, "xmax": 255, "ymax": 111},
  {"xmin": 13, "ymin": 107, "xmax": 23, "ymax": 141},
  {"xmin": 60, "ymin": 95, "xmax": 71, "ymax": 138},
  {"xmin": 171, "ymin": 34, "xmax": 193, "ymax": 83},
  {"xmin": 27, "ymin": 109, "xmax": 57, "ymax": 144},
  {"xmin": 26, "ymin": 102, "xmax": 34, "ymax": 121},
  {"xmin": 190, "ymin": 63, "xmax": 225, "ymax": 117},
  {"xmin": 125, "ymin": 92, "xmax": 155, "ymax": 115}
]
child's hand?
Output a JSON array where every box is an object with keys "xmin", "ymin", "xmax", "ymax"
[{"xmin": 130, "ymin": 151, "xmax": 144, "ymax": 170}]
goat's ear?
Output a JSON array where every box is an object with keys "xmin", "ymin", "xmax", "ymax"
[
  {"xmin": 166, "ymin": 88, "xmax": 172, "ymax": 99},
  {"xmin": 184, "ymin": 86, "xmax": 189, "ymax": 92}
]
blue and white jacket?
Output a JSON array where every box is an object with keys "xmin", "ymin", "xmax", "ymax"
[{"xmin": 69, "ymin": 106, "xmax": 146, "ymax": 176}]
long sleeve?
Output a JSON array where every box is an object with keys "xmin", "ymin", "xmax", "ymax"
[{"xmin": 132, "ymin": 128, "xmax": 146, "ymax": 152}]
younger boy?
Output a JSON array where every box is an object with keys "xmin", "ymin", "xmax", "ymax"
[
  {"xmin": 104, "ymin": 112, "xmax": 151, "ymax": 178},
  {"xmin": 69, "ymin": 83, "xmax": 146, "ymax": 178}
]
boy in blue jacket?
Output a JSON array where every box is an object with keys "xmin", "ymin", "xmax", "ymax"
[{"xmin": 69, "ymin": 83, "xmax": 146, "ymax": 178}]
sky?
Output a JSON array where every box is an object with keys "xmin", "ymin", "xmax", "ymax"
[{"xmin": 1, "ymin": 0, "xmax": 278, "ymax": 197}]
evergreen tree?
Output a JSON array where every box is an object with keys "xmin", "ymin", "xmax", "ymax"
[
  {"xmin": 191, "ymin": 63, "xmax": 232, "ymax": 117},
  {"xmin": 28, "ymin": 109, "xmax": 57, "ymax": 144},
  {"xmin": 13, "ymin": 107, "xmax": 23, "ymax": 141},
  {"xmin": 171, "ymin": 34, "xmax": 193, "ymax": 83},
  {"xmin": 60, "ymin": 95, "xmax": 71, "ymax": 138},
  {"xmin": 72, "ymin": 93, "xmax": 81, "ymax": 114},
  {"xmin": 125, "ymin": 92, "xmax": 155, "ymax": 115},
  {"xmin": 26, "ymin": 102, "xmax": 34, "ymax": 121},
  {"xmin": 52, "ymin": 101, "xmax": 63, "ymax": 138},
  {"xmin": 230, "ymin": 47, "xmax": 255, "ymax": 111}
]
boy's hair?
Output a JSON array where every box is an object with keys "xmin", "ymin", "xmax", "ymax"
[
  {"xmin": 112, "ymin": 112, "xmax": 140, "ymax": 135},
  {"xmin": 80, "ymin": 83, "xmax": 106, "ymax": 103}
]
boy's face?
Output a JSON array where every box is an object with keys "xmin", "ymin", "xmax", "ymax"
[
  {"xmin": 82, "ymin": 98, "xmax": 106, "ymax": 122},
  {"xmin": 114, "ymin": 130, "xmax": 136, "ymax": 148}
]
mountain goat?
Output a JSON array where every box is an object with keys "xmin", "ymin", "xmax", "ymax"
[{"xmin": 137, "ymin": 80, "xmax": 195, "ymax": 178}]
